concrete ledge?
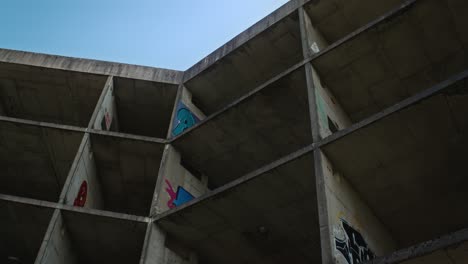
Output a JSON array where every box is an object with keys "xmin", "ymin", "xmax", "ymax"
[
  {"xmin": 0, "ymin": 48, "xmax": 183, "ymax": 84},
  {"xmin": 366, "ymin": 228, "xmax": 468, "ymax": 264}
]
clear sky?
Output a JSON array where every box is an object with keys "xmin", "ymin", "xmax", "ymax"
[{"xmin": 0, "ymin": 0, "xmax": 289, "ymax": 70}]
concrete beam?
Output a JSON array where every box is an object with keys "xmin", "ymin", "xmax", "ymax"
[
  {"xmin": 366, "ymin": 228, "xmax": 468, "ymax": 264},
  {"xmin": 0, "ymin": 49, "xmax": 183, "ymax": 85}
]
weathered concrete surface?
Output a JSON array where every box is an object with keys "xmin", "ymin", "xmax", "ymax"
[
  {"xmin": 184, "ymin": 11, "xmax": 303, "ymax": 115},
  {"xmin": 322, "ymin": 76, "xmax": 468, "ymax": 248},
  {"xmin": 0, "ymin": 62, "xmax": 107, "ymax": 127},
  {"xmin": 37, "ymin": 210, "xmax": 79, "ymax": 264},
  {"xmin": 157, "ymin": 151, "xmax": 320, "ymax": 264},
  {"xmin": 0, "ymin": 48, "xmax": 183, "ymax": 84},
  {"xmin": 63, "ymin": 134, "xmax": 105, "ymax": 211},
  {"xmin": 153, "ymin": 145, "xmax": 209, "ymax": 215},
  {"xmin": 89, "ymin": 133, "xmax": 165, "ymax": 216},
  {"xmin": 173, "ymin": 67, "xmax": 312, "ymax": 188},
  {"xmin": 318, "ymin": 150, "xmax": 397, "ymax": 264},
  {"xmin": 0, "ymin": 121, "xmax": 83, "ymax": 202},
  {"xmin": 366, "ymin": 228, "xmax": 468, "ymax": 264},
  {"xmin": 312, "ymin": 0, "xmax": 468, "ymax": 122},
  {"xmin": 303, "ymin": 0, "xmax": 408, "ymax": 43},
  {"xmin": 113, "ymin": 77, "xmax": 178, "ymax": 138},
  {"xmin": 0, "ymin": 199, "xmax": 54, "ymax": 264},
  {"xmin": 38, "ymin": 209, "xmax": 147, "ymax": 264}
]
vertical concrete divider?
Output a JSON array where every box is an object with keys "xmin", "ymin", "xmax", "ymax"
[
  {"xmin": 89, "ymin": 75, "xmax": 119, "ymax": 131},
  {"xmin": 169, "ymin": 86, "xmax": 206, "ymax": 139},
  {"xmin": 150, "ymin": 145, "xmax": 209, "ymax": 216},
  {"xmin": 166, "ymin": 84, "xmax": 184, "ymax": 139},
  {"xmin": 140, "ymin": 222, "xmax": 200, "ymax": 264},
  {"xmin": 34, "ymin": 209, "xmax": 79, "ymax": 264},
  {"xmin": 300, "ymin": 6, "xmax": 398, "ymax": 264},
  {"xmin": 59, "ymin": 133, "xmax": 104, "ymax": 210}
]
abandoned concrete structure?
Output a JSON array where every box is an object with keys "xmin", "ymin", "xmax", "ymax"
[{"xmin": 1, "ymin": 0, "xmax": 468, "ymax": 263}]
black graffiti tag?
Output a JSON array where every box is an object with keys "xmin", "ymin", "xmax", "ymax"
[{"xmin": 335, "ymin": 220, "xmax": 375, "ymax": 264}]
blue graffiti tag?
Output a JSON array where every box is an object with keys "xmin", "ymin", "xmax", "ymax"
[{"xmin": 172, "ymin": 102, "xmax": 200, "ymax": 136}]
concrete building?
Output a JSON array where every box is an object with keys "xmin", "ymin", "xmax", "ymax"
[{"xmin": 1, "ymin": 0, "xmax": 468, "ymax": 263}]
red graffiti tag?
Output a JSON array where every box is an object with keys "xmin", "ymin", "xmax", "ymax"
[
  {"xmin": 73, "ymin": 181, "xmax": 88, "ymax": 207},
  {"xmin": 165, "ymin": 179, "xmax": 177, "ymax": 209}
]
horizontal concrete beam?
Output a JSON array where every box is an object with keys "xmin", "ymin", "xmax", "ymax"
[
  {"xmin": 0, "ymin": 193, "xmax": 152, "ymax": 223},
  {"xmin": 0, "ymin": 48, "xmax": 183, "ymax": 84},
  {"xmin": 365, "ymin": 228, "xmax": 468, "ymax": 264}
]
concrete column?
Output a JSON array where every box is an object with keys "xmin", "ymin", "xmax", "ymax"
[
  {"xmin": 61, "ymin": 134, "xmax": 104, "ymax": 210},
  {"xmin": 140, "ymin": 223, "xmax": 199, "ymax": 264},
  {"xmin": 151, "ymin": 145, "xmax": 209, "ymax": 216},
  {"xmin": 169, "ymin": 86, "xmax": 206, "ymax": 138},
  {"xmin": 34, "ymin": 210, "xmax": 79, "ymax": 264},
  {"xmin": 298, "ymin": 7, "xmax": 328, "ymax": 58},
  {"xmin": 90, "ymin": 76, "xmax": 119, "ymax": 131}
]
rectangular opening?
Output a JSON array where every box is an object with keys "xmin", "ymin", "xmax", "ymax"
[
  {"xmin": 0, "ymin": 200, "xmax": 54, "ymax": 264},
  {"xmin": 64, "ymin": 134, "xmax": 165, "ymax": 216},
  {"xmin": 0, "ymin": 63, "xmax": 107, "ymax": 127},
  {"xmin": 92, "ymin": 77, "xmax": 178, "ymax": 139},
  {"xmin": 37, "ymin": 210, "xmax": 147, "ymax": 264},
  {"xmin": 0, "ymin": 121, "xmax": 83, "ymax": 202}
]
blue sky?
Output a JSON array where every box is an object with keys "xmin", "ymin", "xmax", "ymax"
[{"xmin": 0, "ymin": 0, "xmax": 289, "ymax": 70}]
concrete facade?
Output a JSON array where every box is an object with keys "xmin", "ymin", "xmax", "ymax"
[{"xmin": 1, "ymin": 0, "xmax": 468, "ymax": 263}]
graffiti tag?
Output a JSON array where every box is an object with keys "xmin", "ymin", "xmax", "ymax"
[
  {"xmin": 335, "ymin": 219, "xmax": 375, "ymax": 264},
  {"xmin": 172, "ymin": 102, "xmax": 200, "ymax": 136},
  {"xmin": 164, "ymin": 179, "xmax": 195, "ymax": 209},
  {"xmin": 73, "ymin": 181, "xmax": 88, "ymax": 207}
]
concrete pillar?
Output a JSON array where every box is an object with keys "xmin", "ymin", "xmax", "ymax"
[
  {"xmin": 62, "ymin": 134, "xmax": 104, "ymax": 210},
  {"xmin": 140, "ymin": 223, "xmax": 199, "ymax": 264},
  {"xmin": 169, "ymin": 86, "xmax": 206, "ymax": 138},
  {"xmin": 151, "ymin": 145, "xmax": 209, "ymax": 216},
  {"xmin": 91, "ymin": 76, "xmax": 119, "ymax": 131},
  {"xmin": 35, "ymin": 210, "xmax": 79, "ymax": 264}
]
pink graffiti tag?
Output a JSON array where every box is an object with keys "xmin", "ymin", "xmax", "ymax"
[{"xmin": 165, "ymin": 179, "xmax": 177, "ymax": 209}]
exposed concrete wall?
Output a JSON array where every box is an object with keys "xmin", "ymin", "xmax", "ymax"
[
  {"xmin": 36, "ymin": 210, "xmax": 79, "ymax": 264},
  {"xmin": 301, "ymin": 8, "xmax": 328, "ymax": 57},
  {"xmin": 141, "ymin": 223, "xmax": 198, "ymax": 264},
  {"xmin": 318, "ymin": 150, "xmax": 397, "ymax": 264},
  {"xmin": 170, "ymin": 87, "xmax": 206, "ymax": 138},
  {"xmin": 180, "ymin": 87, "xmax": 206, "ymax": 121},
  {"xmin": 64, "ymin": 134, "xmax": 104, "ymax": 210},
  {"xmin": 153, "ymin": 145, "xmax": 208, "ymax": 215},
  {"xmin": 0, "ymin": 48, "xmax": 183, "ymax": 84},
  {"xmin": 313, "ymin": 66, "xmax": 352, "ymax": 138},
  {"xmin": 92, "ymin": 77, "xmax": 119, "ymax": 131}
]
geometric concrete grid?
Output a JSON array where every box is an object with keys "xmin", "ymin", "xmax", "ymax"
[{"xmin": 1, "ymin": 0, "xmax": 468, "ymax": 263}]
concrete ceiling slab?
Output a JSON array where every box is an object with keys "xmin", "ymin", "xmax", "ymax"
[
  {"xmin": 62, "ymin": 210, "xmax": 147, "ymax": 264},
  {"xmin": 312, "ymin": 0, "xmax": 468, "ymax": 122},
  {"xmin": 0, "ymin": 63, "xmax": 108, "ymax": 127},
  {"xmin": 184, "ymin": 12, "xmax": 303, "ymax": 115},
  {"xmin": 91, "ymin": 134, "xmax": 165, "ymax": 216},
  {"xmin": 173, "ymin": 67, "xmax": 312, "ymax": 188},
  {"xmin": 114, "ymin": 77, "xmax": 178, "ymax": 138},
  {"xmin": 0, "ymin": 121, "xmax": 83, "ymax": 202},
  {"xmin": 304, "ymin": 0, "xmax": 407, "ymax": 43},
  {"xmin": 322, "ymin": 78, "xmax": 468, "ymax": 247},
  {"xmin": 0, "ymin": 200, "xmax": 54, "ymax": 264},
  {"xmin": 157, "ymin": 152, "xmax": 320, "ymax": 264}
]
